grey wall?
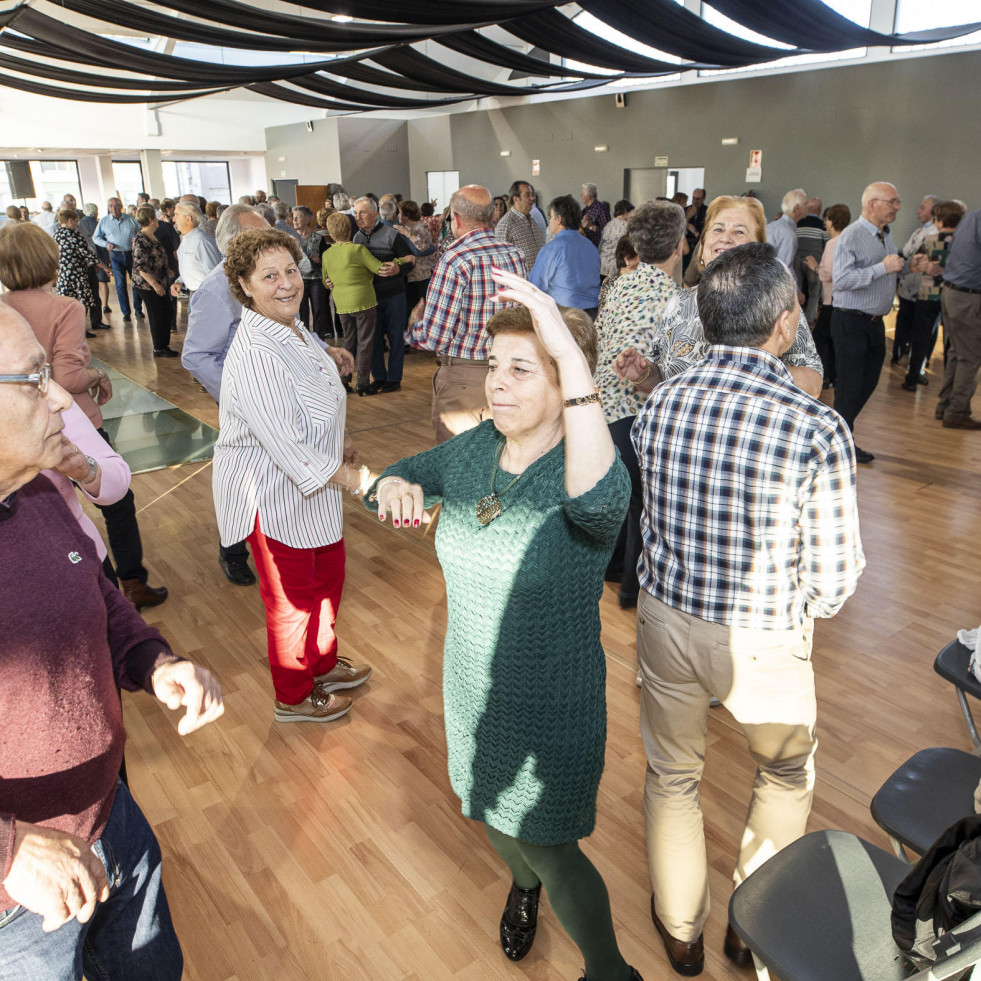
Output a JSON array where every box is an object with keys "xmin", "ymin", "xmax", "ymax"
[
  {"xmin": 337, "ymin": 117, "xmax": 410, "ymax": 198},
  {"xmin": 438, "ymin": 51, "xmax": 981, "ymax": 245},
  {"xmin": 265, "ymin": 50, "xmax": 981, "ymax": 246}
]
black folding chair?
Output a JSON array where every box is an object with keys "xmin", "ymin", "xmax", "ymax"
[
  {"xmin": 934, "ymin": 640, "xmax": 981, "ymax": 749},
  {"xmin": 729, "ymin": 829, "xmax": 981, "ymax": 981},
  {"xmin": 871, "ymin": 747, "xmax": 981, "ymax": 860}
]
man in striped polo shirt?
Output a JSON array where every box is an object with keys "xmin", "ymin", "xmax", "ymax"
[{"xmin": 831, "ymin": 181, "xmax": 911, "ymax": 463}]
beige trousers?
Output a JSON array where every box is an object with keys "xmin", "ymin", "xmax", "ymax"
[
  {"xmin": 431, "ymin": 361, "xmax": 491, "ymax": 444},
  {"xmin": 637, "ymin": 591, "xmax": 817, "ymax": 942}
]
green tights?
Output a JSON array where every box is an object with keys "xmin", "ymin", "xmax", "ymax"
[{"xmin": 485, "ymin": 824, "xmax": 632, "ymax": 981}]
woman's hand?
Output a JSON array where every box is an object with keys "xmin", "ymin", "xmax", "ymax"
[
  {"xmin": 614, "ymin": 347, "xmax": 653, "ymax": 383},
  {"xmin": 804, "ymin": 256, "xmax": 819, "ymax": 272},
  {"xmin": 326, "ymin": 347, "xmax": 355, "ymax": 376},
  {"xmin": 343, "ymin": 434, "xmax": 359, "ymax": 467},
  {"xmin": 53, "ymin": 437, "xmax": 98, "ymax": 486},
  {"xmin": 90, "ymin": 370, "xmax": 113, "ymax": 406},
  {"xmin": 376, "ymin": 478, "xmax": 431, "ymax": 529},
  {"xmin": 154, "ymin": 283, "xmax": 166, "ymax": 296},
  {"xmin": 490, "ymin": 267, "xmax": 580, "ymax": 365}
]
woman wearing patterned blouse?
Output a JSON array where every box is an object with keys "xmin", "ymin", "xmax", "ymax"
[
  {"xmin": 132, "ymin": 205, "xmax": 177, "ymax": 358},
  {"xmin": 617, "ymin": 196, "xmax": 824, "ymax": 398},
  {"xmin": 54, "ymin": 208, "xmax": 106, "ymax": 336},
  {"xmin": 212, "ymin": 228, "xmax": 373, "ymax": 724},
  {"xmin": 592, "ymin": 200, "xmax": 686, "ymax": 609}
]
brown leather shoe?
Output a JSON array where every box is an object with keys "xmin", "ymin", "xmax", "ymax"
[
  {"xmin": 724, "ymin": 923, "xmax": 754, "ymax": 967},
  {"xmin": 120, "ymin": 578, "xmax": 169, "ymax": 611},
  {"xmin": 942, "ymin": 416, "xmax": 981, "ymax": 430},
  {"xmin": 651, "ymin": 896, "xmax": 703, "ymax": 976}
]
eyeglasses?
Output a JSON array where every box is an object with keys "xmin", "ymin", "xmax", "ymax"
[
  {"xmin": 0, "ymin": 362, "xmax": 51, "ymax": 395},
  {"xmin": 872, "ymin": 197, "xmax": 902, "ymax": 206}
]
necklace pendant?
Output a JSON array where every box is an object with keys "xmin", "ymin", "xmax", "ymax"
[{"xmin": 476, "ymin": 492, "xmax": 502, "ymax": 526}]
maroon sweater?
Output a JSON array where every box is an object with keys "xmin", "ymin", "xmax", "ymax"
[{"xmin": 0, "ymin": 475, "xmax": 177, "ymax": 910}]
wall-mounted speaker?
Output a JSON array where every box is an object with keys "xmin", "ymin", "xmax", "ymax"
[
  {"xmin": 615, "ymin": 93, "xmax": 627, "ymax": 109},
  {"xmin": 5, "ymin": 160, "xmax": 36, "ymax": 199}
]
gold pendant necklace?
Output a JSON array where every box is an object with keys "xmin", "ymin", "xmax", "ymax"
[{"xmin": 476, "ymin": 441, "xmax": 524, "ymax": 526}]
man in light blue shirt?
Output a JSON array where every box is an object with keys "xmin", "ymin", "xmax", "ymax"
[
  {"xmin": 529, "ymin": 194, "xmax": 601, "ymax": 316},
  {"xmin": 765, "ymin": 189, "xmax": 806, "ymax": 275},
  {"xmin": 93, "ymin": 197, "xmax": 143, "ymax": 321},
  {"xmin": 183, "ymin": 204, "xmax": 269, "ymax": 586},
  {"xmin": 831, "ymin": 181, "xmax": 910, "ymax": 462}
]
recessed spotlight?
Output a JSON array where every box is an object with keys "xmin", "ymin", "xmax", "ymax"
[{"xmin": 331, "ymin": 14, "xmax": 353, "ymax": 22}]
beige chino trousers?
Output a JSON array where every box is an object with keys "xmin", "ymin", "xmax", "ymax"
[{"xmin": 637, "ymin": 591, "xmax": 817, "ymax": 942}]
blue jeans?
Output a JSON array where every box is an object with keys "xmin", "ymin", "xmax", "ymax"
[
  {"xmin": 0, "ymin": 782, "xmax": 183, "ymax": 981},
  {"xmin": 371, "ymin": 292, "xmax": 406, "ymax": 384},
  {"xmin": 108, "ymin": 250, "xmax": 142, "ymax": 318}
]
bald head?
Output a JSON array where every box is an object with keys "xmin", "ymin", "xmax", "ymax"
[
  {"xmin": 450, "ymin": 185, "xmax": 494, "ymax": 234},
  {"xmin": 805, "ymin": 197, "xmax": 822, "ymax": 216},
  {"xmin": 861, "ymin": 181, "xmax": 901, "ymax": 229}
]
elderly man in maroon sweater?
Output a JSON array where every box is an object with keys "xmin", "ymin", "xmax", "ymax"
[{"xmin": 0, "ymin": 304, "xmax": 223, "ymax": 979}]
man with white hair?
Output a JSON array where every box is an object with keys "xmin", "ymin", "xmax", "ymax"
[
  {"xmin": 766, "ymin": 188, "xmax": 807, "ymax": 271},
  {"xmin": 832, "ymin": 181, "xmax": 917, "ymax": 462},
  {"xmin": 580, "ymin": 182, "xmax": 609, "ymax": 247},
  {"xmin": 170, "ymin": 202, "xmax": 221, "ymax": 297},
  {"xmin": 31, "ymin": 201, "xmax": 58, "ymax": 236}
]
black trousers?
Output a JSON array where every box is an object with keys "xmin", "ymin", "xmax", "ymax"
[
  {"xmin": 831, "ymin": 310, "xmax": 885, "ymax": 432},
  {"xmin": 892, "ymin": 296, "xmax": 916, "ymax": 362},
  {"xmin": 135, "ymin": 287, "xmax": 172, "ymax": 351},
  {"xmin": 812, "ymin": 304, "xmax": 836, "ymax": 385},
  {"xmin": 96, "ymin": 428, "xmax": 147, "ymax": 582},
  {"xmin": 608, "ymin": 416, "xmax": 643, "ymax": 603},
  {"xmin": 906, "ymin": 298, "xmax": 941, "ymax": 386},
  {"xmin": 299, "ymin": 278, "xmax": 330, "ymax": 338}
]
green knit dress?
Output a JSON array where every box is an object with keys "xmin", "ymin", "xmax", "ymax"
[{"xmin": 369, "ymin": 421, "xmax": 629, "ymax": 845}]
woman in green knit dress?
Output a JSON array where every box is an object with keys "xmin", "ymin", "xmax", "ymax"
[{"xmin": 370, "ymin": 269, "xmax": 642, "ymax": 981}]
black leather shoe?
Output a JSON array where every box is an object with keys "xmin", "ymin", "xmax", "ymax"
[
  {"xmin": 120, "ymin": 579, "xmax": 168, "ymax": 611},
  {"xmin": 220, "ymin": 554, "xmax": 256, "ymax": 586},
  {"xmin": 86, "ymin": 330, "xmax": 97, "ymax": 338},
  {"xmin": 500, "ymin": 882, "xmax": 541, "ymax": 961},
  {"xmin": 379, "ymin": 381, "xmax": 401, "ymax": 393},
  {"xmin": 94, "ymin": 322, "xmax": 112, "ymax": 330},
  {"xmin": 917, "ymin": 374, "xmax": 929, "ymax": 386},
  {"xmin": 724, "ymin": 923, "xmax": 753, "ymax": 967},
  {"xmin": 577, "ymin": 969, "xmax": 644, "ymax": 981},
  {"xmin": 153, "ymin": 348, "xmax": 179, "ymax": 358},
  {"xmin": 365, "ymin": 381, "xmax": 382, "ymax": 395},
  {"xmin": 356, "ymin": 386, "xmax": 377, "ymax": 397},
  {"xmin": 103, "ymin": 305, "xmax": 112, "ymax": 314},
  {"xmin": 651, "ymin": 898, "xmax": 703, "ymax": 976},
  {"xmin": 900, "ymin": 380, "xmax": 918, "ymax": 392},
  {"xmin": 854, "ymin": 446, "xmax": 875, "ymax": 464}
]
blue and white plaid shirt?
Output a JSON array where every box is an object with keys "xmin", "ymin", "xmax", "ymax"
[{"xmin": 632, "ymin": 347, "xmax": 865, "ymax": 630}]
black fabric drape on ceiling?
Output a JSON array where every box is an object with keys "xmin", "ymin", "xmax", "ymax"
[
  {"xmin": 580, "ymin": 0, "xmax": 802, "ymax": 66},
  {"xmin": 436, "ymin": 30, "xmax": 611, "ymax": 80},
  {"xmin": 242, "ymin": 0, "xmax": 559, "ymax": 27},
  {"xmin": 248, "ymin": 80, "xmax": 462, "ymax": 112},
  {"xmin": 0, "ymin": 68, "xmax": 227, "ymax": 101},
  {"xmin": 138, "ymin": 0, "xmax": 471, "ymax": 43},
  {"xmin": 4, "ymin": 7, "xmax": 380, "ymax": 84},
  {"xmin": 57, "ymin": 0, "xmax": 419, "ymax": 52},
  {"xmin": 704, "ymin": 0, "xmax": 981, "ymax": 50},
  {"xmin": 286, "ymin": 73, "xmax": 463, "ymax": 109},
  {"xmin": 502, "ymin": 10, "xmax": 710, "ymax": 73}
]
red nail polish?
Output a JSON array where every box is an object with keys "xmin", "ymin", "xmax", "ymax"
[
  {"xmin": 394, "ymin": 519, "xmax": 400, "ymax": 528},
  {"xmin": 413, "ymin": 520, "xmax": 420, "ymax": 528}
]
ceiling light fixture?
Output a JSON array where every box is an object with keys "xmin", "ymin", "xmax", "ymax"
[{"xmin": 330, "ymin": 14, "xmax": 353, "ymax": 23}]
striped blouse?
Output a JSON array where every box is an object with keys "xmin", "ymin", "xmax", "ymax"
[{"xmin": 213, "ymin": 306, "xmax": 346, "ymax": 550}]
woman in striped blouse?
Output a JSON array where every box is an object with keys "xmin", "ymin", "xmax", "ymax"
[{"xmin": 213, "ymin": 228, "xmax": 373, "ymax": 724}]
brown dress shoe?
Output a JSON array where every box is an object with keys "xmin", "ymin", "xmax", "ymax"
[
  {"xmin": 651, "ymin": 896, "xmax": 703, "ymax": 976},
  {"xmin": 942, "ymin": 416, "xmax": 981, "ymax": 430},
  {"xmin": 724, "ymin": 923, "xmax": 754, "ymax": 967},
  {"xmin": 120, "ymin": 578, "xmax": 169, "ymax": 611}
]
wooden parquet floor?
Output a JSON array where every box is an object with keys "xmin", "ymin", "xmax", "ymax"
[{"xmin": 82, "ymin": 309, "xmax": 981, "ymax": 980}]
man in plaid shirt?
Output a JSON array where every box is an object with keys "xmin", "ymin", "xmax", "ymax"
[
  {"xmin": 631, "ymin": 243, "xmax": 864, "ymax": 976},
  {"xmin": 406, "ymin": 185, "xmax": 525, "ymax": 443}
]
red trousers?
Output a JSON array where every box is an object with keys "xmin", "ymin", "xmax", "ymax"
[{"xmin": 247, "ymin": 516, "xmax": 345, "ymax": 705}]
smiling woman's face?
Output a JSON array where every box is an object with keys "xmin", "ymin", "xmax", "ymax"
[
  {"xmin": 240, "ymin": 247, "xmax": 303, "ymax": 327},
  {"xmin": 700, "ymin": 206, "xmax": 758, "ymax": 264}
]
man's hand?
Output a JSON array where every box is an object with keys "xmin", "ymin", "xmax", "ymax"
[
  {"xmin": 151, "ymin": 661, "xmax": 224, "ymax": 735},
  {"xmin": 169, "ymin": 282, "xmax": 181, "ymax": 297},
  {"xmin": 409, "ymin": 299, "xmax": 425, "ymax": 324},
  {"xmin": 95, "ymin": 373, "xmax": 113, "ymax": 406},
  {"xmin": 804, "ymin": 256, "xmax": 819, "ymax": 272},
  {"xmin": 3, "ymin": 822, "xmax": 110, "ymax": 932},
  {"xmin": 883, "ymin": 253, "xmax": 905, "ymax": 274},
  {"xmin": 327, "ymin": 346, "xmax": 355, "ymax": 376},
  {"xmin": 377, "ymin": 263, "xmax": 400, "ymax": 278}
]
